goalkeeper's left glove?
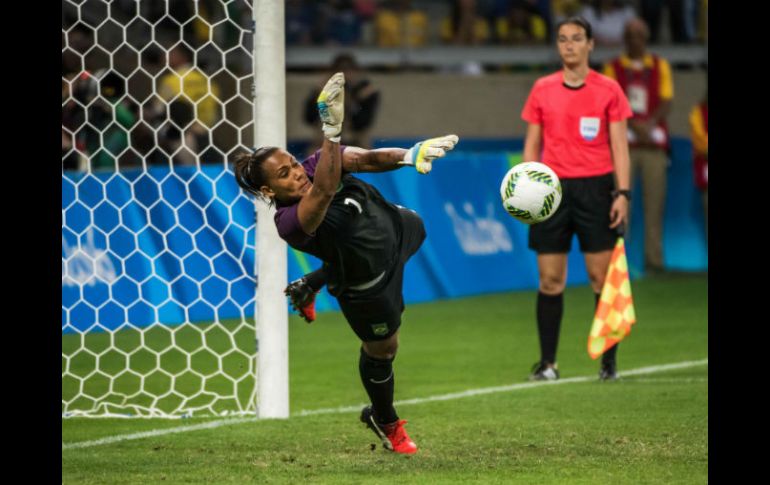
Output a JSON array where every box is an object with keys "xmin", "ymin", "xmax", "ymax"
[
  {"xmin": 317, "ymin": 72, "xmax": 345, "ymax": 142},
  {"xmin": 399, "ymin": 134, "xmax": 459, "ymax": 174}
]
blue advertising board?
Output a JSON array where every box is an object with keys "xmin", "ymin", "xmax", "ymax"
[
  {"xmin": 63, "ymin": 139, "xmax": 707, "ymax": 327},
  {"xmin": 62, "ymin": 166, "xmax": 257, "ymax": 333}
]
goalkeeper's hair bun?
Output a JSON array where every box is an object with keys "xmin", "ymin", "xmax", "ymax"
[{"xmin": 233, "ymin": 146, "xmax": 280, "ymax": 205}]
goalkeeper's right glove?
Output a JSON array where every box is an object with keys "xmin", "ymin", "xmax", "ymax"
[
  {"xmin": 317, "ymin": 72, "xmax": 345, "ymax": 142},
  {"xmin": 399, "ymin": 134, "xmax": 459, "ymax": 174}
]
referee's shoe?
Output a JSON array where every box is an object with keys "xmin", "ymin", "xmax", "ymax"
[
  {"xmin": 599, "ymin": 360, "xmax": 619, "ymax": 381},
  {"xmin": 360, "ymin": 406, "xmax": 418, "ymax": 454},
  {"xmin": 529, "ymin": 361, "xmax": 559, "ymax": 381}
]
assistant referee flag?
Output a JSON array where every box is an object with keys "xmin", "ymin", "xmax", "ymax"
[{"xmin": 588, "ymin": 238, "xmax": 637, "ymax": 359}]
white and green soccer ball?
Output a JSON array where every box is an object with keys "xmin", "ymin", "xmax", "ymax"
[{"xmin": 500, "ymin": 162, "xmax": 562, "ymax": 224}]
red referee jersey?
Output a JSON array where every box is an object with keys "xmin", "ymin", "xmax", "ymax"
[{"xmin": 521, "ymin": 69, "xmax": 632, "ymax": 179}]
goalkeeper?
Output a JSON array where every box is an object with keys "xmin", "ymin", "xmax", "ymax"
[{"xmin": 234, "ymin": 72, "xmax": 458, "ymax": 455}]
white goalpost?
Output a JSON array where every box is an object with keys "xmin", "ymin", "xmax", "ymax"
[
  {"xmin": 61, "ymin": 0, "xmax": 288, "ymax": 419},
  {"xmin": 252, "ymin": 0, "xmax": 289, "ymax": 419}
]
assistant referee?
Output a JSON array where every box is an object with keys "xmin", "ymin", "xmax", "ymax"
[{"xmin": 521, "ymin": 16, "xmax": 633, "ymax": 381}]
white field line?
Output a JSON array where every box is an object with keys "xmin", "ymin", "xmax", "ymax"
[
  {"xmin": 620, "ymin": 378, "xmax": 708, "ymax": 383},
  {"xmin": 62, "ymin": 358, "xmax": 707, "ymax": 451}
]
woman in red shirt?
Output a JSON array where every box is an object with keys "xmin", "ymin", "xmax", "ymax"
[{"xmin": 521, "ymin": 16, "xmax": 632, "ymax": 381}]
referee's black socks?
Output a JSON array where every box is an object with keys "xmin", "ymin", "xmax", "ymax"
[
  {"xmin": 537, "ymin": 292, "xmax": 563, "ymax": 364},
  {"xmin": 595, "ymin": 292, "xmax": 618, "ymax": 365},
  {"xmin": 359, "ymin": 348, "xmax": 398, "ymax": 425}
]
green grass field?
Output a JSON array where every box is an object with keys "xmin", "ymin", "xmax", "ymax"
[{"xmin": 62, "ymin": 273, "xmax": 707, "ymax": 484}]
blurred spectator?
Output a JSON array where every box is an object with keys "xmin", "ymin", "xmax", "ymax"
[
  {"xmin": 579, "ymin": 0, "xmax": 636, "ymax": 47},
  {"xmin": 287, "ymin": 0, "xmax": 363, "ymax": 46},
  {"xmin": 689, "ymin": 89, "xmax": 708, "ymax": 236},
  {"xmin": 530, "ymin": 0, "xmax": 554, "ymax": 40},
  {"xmin": 375, "ymin": 0, "xmax": 429, "ymax": 47},
  {"xmin": 303, "ymin": 53, "xmax": 381, "ymax": 151},
  {"xmin": 64, "ymin": 70, "xmax": 137, "ymax": 171},
  {"xmin": 353, "ymin": 0, "xmax": 379, "ymax": 44},
  {"xmin": 61, "ymin": 131, "xmax": 80, "ymax": 171},
  {"xmin": 286, "ymin": 0, "xmax": 319, "ymax": 45},
  {"xmin": 62, "ymin": 25, "xmax": 92, "ymax": 80},
  {"xmin": 354, "ymin": 0, "xmax": 378, "ymax": 19},
  {"xmin": 325, "ymin": 0, "xmax": 363, "ymax": 45},
  {"xmin": 603, "ymin": 18, "xmax": 673, "ymax": 273},
  {"xmin": 62, "ymin": 79, "xmax": 84, "ymax": 171},
  {"xmin": 157, "ymin": 45, "xmax": 222, "ymax": 166},
  {"xmin": 132, "ymin": 48, "xmax": 167, "ymax": 166},
  {"xmin": 695, "ymin": 0, "xmax": 707, "ymax": 42},
  {"xmin": 443, "ymin": 0, "xmax": 492, "ymax": 45},
  {"xmin": 640, "ymin": 0, "xmax": 698, "ymax": 44},
  {"xmin": 439, "ymin": 0, "xmax": 491, "ymax": 75},
  {"xmin": 496, "ymin": 0, "xmax": 548, "ymax": 44},
  {"xmin": 550, "ymin": 0, "xmax": 583, "ymax": 25},
  {"xmin": 187, "ymin": 0, "xmax": 225, "ymax": 50}
]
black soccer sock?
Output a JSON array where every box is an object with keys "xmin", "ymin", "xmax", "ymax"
[
  {"xmin": 595, "ymin": 292, "xmax": 618, "ymax": 365},
  {"xmin": 602, "ymin": 343, "xmax": 618, "ymax": 365},
  {"xmin": 304, "ymin": 268, "xmax": 326, "ymax": 292},
  {"xmin": 537, "ymin": 292, "xmax": 563, "ymax": 364},
  {"xmin": 359, "ymin": 348, "xmax": 398, "ymax": 425}
]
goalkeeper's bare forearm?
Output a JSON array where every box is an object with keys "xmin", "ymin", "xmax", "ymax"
[
  {"xmin": 342, "ymin": 147, "xmax": 409, "ymax": 173},
  {"xmin": 343, "ymin": 135, "xmax": 459, "ymax": 174}
]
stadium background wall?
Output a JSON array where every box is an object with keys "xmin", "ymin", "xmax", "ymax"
[{"xmin": 284, "ymin": 72, "xmax": 706, "ymax": 140}]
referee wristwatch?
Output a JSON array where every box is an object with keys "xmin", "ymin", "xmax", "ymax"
[{"xmin": 612, "ymin": 189, "xmax": 632, "ymax": 200}]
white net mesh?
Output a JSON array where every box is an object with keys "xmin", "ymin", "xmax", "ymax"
[{"xmin": 62, "ymin": 0, "xmax": 259, "ymax": 418}]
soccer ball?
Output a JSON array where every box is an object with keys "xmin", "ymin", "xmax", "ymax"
[{"xmin": 499, "ymin": 162, "xmax": 562, "ymax": 224}]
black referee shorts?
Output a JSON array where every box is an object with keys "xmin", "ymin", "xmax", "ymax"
[
  {"xmin": 529, "ymin": 173, "xmax": 617, "ymax": 254},
  {"xmin": 338, "ymin": 207, "xmax": 426, "ymax": 342}
]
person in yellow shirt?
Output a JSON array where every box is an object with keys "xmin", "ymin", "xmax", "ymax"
[
  {"xmin": 158, "ymin": 46, "xmax": 222, "ymax": 165},
  {"xmin": 689, "ymin": 91, "xmax": 708, "ymax": 236},
  {"xmin": 603, "ymin": 18, "xmax": 673, "ymax": 274},
  {"xmin": 496, "ymin": 1, "xmax": 548, "ymax": 44},
  {"xmin": 374, "ymin": 0, "xmax": 429, "ymax": 47}
]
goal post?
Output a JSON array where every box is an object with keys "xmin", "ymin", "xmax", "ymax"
[
  {"xmin": 253, "ymin": 0, "xmax": 289, "ymax": 419},
  {"xmin": 61, "ymin": 0, "xmax": 288, "ymax": 419}
]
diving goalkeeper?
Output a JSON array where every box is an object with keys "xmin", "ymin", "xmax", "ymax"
[{"xmin": 233, "ymin": 72, "xmax": 458, "ymax": 454}]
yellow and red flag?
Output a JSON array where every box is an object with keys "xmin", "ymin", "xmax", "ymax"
[{"xmin": 588, "ymin": 238, "xmax": 637, "ymax": 359}]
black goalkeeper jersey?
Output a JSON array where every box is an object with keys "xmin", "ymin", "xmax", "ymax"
[{"xmin": 277, "ymin": 174, "xmax": 403, "ymax": 296}]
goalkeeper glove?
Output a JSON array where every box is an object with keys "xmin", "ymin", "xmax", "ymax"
[
  {"xmin": 399, "ymin": 134, "xmax": 459, "ymax": 174},
  {"xmin": 317, "ymin": 72, "xmax": 345, "ymax": 142}
]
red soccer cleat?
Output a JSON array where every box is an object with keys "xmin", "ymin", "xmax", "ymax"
[
  {"xmin": 360, "ymin": 406, "xmax": 418, "ymax": 454},
  {"xmin": 284, "ymin": 277, "xmax": 318, "ymax": 323}
]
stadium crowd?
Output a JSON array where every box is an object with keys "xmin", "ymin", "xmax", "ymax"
[
  {"xmin": 285, "ymin": 0, "xmax": 707, "ymax": 47},
  {"xmin": 62, "ymin": 0, "xmax": 706, "ymax": 172}
]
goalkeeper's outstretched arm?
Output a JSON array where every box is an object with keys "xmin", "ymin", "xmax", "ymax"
[
  {"xmin": 297, "ymin": 72, "xmax": 345, "ymax": 234},
  {"xmin": 343, "ymin": 134, "xmax": 459, "ymax": 174},
  {"xmin": 342, "ymin": 146, "xmax": 408, "ymax": 173}
]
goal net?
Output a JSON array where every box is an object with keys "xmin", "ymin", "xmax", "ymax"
[{"xmin": 62, "ymin": 0, "xmax": 265, "ymax": 418}]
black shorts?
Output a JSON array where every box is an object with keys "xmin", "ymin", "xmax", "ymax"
[
  {"xmin": 338, "ymin": 207, "xmax": 426, "ymax": 342},
  {"xmin": 529, "ymin": 173, "xmax": 617, "ymax": 254}
]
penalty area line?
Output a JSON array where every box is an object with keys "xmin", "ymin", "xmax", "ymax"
[{"xmin": 63, "ymin": 358, "xmax": 707, "ymax": 450}]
